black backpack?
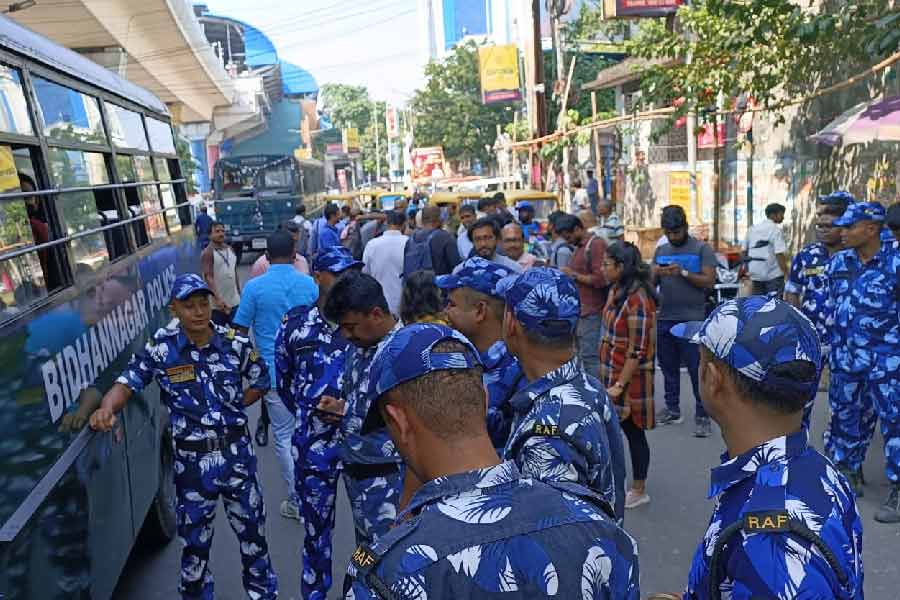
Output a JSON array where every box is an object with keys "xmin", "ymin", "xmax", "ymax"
[{"xmin": 403, "ymin": 229, "xmax": 438, "ymax": 277}]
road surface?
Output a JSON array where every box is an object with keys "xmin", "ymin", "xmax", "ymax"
[{"xmin": 114, "ymin": 262, "xmax": 900, "ymax": 599}]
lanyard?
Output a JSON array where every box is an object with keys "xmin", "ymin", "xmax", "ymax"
[{"xmin": 214, "ymin": 247, "xmax": 232, "ymax": 269}]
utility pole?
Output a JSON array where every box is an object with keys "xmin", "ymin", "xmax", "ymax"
[
  {"xmin": 373, "ymin": 99, "xmax": 381, "ymax": 182},
  {"xmin": 549, "ymin": 0, "xmax": 572, "ymax": 203}
]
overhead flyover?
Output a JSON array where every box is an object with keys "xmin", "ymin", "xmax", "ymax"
[{"xmin": 8, "ymin": 0, "xmax": 235, "ymax": 123}]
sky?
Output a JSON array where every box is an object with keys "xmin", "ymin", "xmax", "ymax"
[{"xmin": 204, "ymin": 0, "xmax": 423, "ymax": 105}]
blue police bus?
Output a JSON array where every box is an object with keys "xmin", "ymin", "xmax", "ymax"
[{"xmin": 0, "ymin": 16, "xmax": 197, "ymax": 599}]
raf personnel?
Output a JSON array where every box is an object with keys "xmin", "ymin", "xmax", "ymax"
[
  {"xmin": 89, "ymin": 274, "xmax": 278, "ymax": 600},
  {"xmin": 322, "ymin": 272, "xmax": 404, "ymax": 544},
  {"xmin": 668, "ymin": 296, "xmax": 863, "ymax": 599},
  {"xmin": 825, "ymin": 201, "xmax": 900, "ymax": 522},
  {"xmin": 785, "ymin": 191, "xmax": 852, "ymax": 343},
  {"xmin": 343, "ymin": 323, "xmax": 640, "ymax": 600},
  {"xmin": 437, "ymin": 257, "xmax": 526, "ymax": 450},
  {"xmin": 497, "ymin": 267, "xmax": 627, "ymax": 521},
  {"xmin": 274, "ymin": 246, "xmax": 360, "ymax": 600}
]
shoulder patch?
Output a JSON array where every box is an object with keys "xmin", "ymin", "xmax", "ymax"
[
  {"xmin": 532, "ymin": 422, "xmax": 560, "ymax": 437},
  {"xmin": 350, "ymin": 544, "xmax": 378, "ymax": 570},
  {"xmin": 225, "ymin": 328, "xmax": 236, "ymax": 340},
  {"xmin": 249, "ymin": 350, "xmax": 259, "ymax": 362},
  {"xmin": 743, "ymin": 510, "xmax": 791, "ymax": 533}
]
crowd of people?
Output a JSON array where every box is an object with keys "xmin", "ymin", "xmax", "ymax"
[{"xmin": 85, "ymin": 187, "xmax": 900, "ymax": 600}]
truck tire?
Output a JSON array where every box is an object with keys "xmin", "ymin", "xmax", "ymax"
[
  {"xmin": 138, "ymin": 440, "xmax": 177, "ymax": 547},
  {"xmin": 231, "ymin": 242, "xmax": 243, "ymax": 264}
]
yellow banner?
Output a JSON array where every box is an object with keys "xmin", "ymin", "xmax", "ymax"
[
  {"xmin": 294, "ymin": 147, "xmax": 312, "ymax": 161},
  {"xmin": 342, "ymin": 127, "xmax": 360, "ymax": 153},
  {"xmin": 478, "ymin": 44, "xmax": 521, "ymax": 105},
  {"xmin": 668, "ymin": 171, "xmax": 700, "ymax": 218},
  {"xmin": 0, "ymin": 146, "xmax": 20, "ymax": 193}
]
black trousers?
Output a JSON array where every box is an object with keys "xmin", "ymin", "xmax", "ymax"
[{"xmin": 621, "ymin": 418, "xmax": 650, "ymax": 481}]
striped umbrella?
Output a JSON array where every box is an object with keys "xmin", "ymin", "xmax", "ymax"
[{"xmin": 810, "ymin": 95, "xmax": 900, "ymax": 146}]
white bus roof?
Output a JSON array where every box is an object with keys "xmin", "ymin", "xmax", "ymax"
[{"xmin": 0, "ymin": 15, "xmax": 169, "ymax": 116}]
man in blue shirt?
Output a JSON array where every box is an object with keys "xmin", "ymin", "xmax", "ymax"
[
  {"xmin": 437, "ymin": 257, "xmax": 525, "ymax": 450},
  {"xmin": 825, "ymin": 201, "xmax": 900, "ymax": 522},
  {"xmin": 669, "ymin": 296, "xmax": 863, "ymax": 599},
  {"xmin": 317, "ymin": 203, "xmax": 342, "ymax": 252},
  {"xmin": 90, "ymin": 274, "xmax": 278, "ymax": 600},
  {"xmin": 344, "ymin": 323, "xmax": 640, "ymax": 600},
  {"xmin": 275, "ymin": 246, "xmax": 360, "ymax": 600},
  {"xmin": 497, "ymin": 267, "xmax": 626, "ymax": 522},
  {"xmin": 585, "ymin": 169, "xmax": 600, "ymax": 215},
  {"xmin": 234, "ymin": 231, "xmax": 319, "ymax": 520},
  {"xmin": 194, "ymin": 203, "xmax": 214, "ymax": 249}
]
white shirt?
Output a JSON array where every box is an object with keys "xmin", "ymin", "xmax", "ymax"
[
  {"xmin": 362, "ymin": 229, "xmax": 409, "ymax": 316},
  {"xmin": 744, "ymin": 218, "xmax": 787, "ymax": 282},
  {"xmin": 457, "ymin": 224, "xmax": 474, "ymax": 259}
]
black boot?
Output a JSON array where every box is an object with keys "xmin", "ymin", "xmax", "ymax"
[
  {"xmin": 874, "ymin": 484, "xmax": 900, "ymax": 524},
  {"xmin": 836, "ymin": 464, "xmax": 864, "ymax": 498}
]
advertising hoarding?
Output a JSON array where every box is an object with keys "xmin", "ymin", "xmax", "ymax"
[
  {"xmin": 411, "ymin": 146, "xmax": 446, "ymax": 181},
  {"xmin": 604, "ymin": 0, "xmax": 682, "ymax": 18},
  {"xmin": 478, "ymin": 44, "xmax": 522, "ymax": 104}
]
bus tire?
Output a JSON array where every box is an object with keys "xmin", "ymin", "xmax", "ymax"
[{"xmin": 139, "ymin": 439, "xmax": 177, "ymax": 547}]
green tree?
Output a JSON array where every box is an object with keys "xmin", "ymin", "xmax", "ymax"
[
  {"xmin": 318, "ymin": 83, "xmax": 387, "ymax": 179},
  {"xmin": 176, "ymin": 136, "xmax": 199, "ymax": 195},
  {"xmin": 625, "ymin": 0, "xmax": 899, "ymax": 122},
  {"xmin": 410, "ymin": 40, "xmax": 517, "ymax": 167}
]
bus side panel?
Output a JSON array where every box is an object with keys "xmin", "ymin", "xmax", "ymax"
[{"xmin": 0, "ymin": 231, "xmax": 200, "ymax": 600}]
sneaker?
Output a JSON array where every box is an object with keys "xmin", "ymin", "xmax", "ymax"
[
  {"xmin": 693, "ymin": 416, "xmax": 712, "ymax": 438},
  {"xmin": 624, "ymin": 489, "xmax": 650, "ymax": 509},
  {"xmin": 837, "ymin": 464, "xmax": 864, "ymax": 498},
  {"xmin": 656, "ymin": 408, "xmax": 683, "ymax": 425},
  {"xmin": 280, "ymin": 499, "xmax": 301, "ymax": 521},
  {"xmin": 255, "ymin": 419, "xmax": 269, "ymax": 447},
  {"xmin": 874, "ymin": 485, "xmax": 900, "ymax": 524}
]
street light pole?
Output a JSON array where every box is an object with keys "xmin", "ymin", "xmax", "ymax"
[{"xmin": 373, "ymin": 99, "xmax": 381, "ymax": 183}]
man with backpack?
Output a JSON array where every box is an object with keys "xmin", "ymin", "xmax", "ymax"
[
  {"xmin": 555, "ymin": 214, "xmax": 609, "ymax": 380},
  {"xmin": 403, "ymin": 205, "xmax": 461, "ymax": 276}
]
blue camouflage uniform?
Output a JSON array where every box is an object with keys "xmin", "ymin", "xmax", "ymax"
[
  {"xmin": 825, "ymin": 203, "xmax": 900, "ymax": 486},
  {"xmin": 435, "ymin": 257, "xmax": 527, "ymax": 450},
  {"xmin": 496, "ymin": 267, "xmax": 627, "ymax": 522},
  {"xmin": 274, "ymin": 247, "xmax": 360, "ymax": 600},
  {"xmin": 671, "ymin": 296, "xmax": 864, "ymax": 599},
  {"xmin": 785, "ymin": 241, "xmax": 832, "ymax": 345},
  {"xmin": 340, "ymin": 322, "xmax": 405, "ymax": 546},
  {"xmin": 344, "ymin": 323, "xmax": 640, "ymax": 600},
  {"xmin": 116, "ymin": 274, "xmax": 278, "ymax": 600}
]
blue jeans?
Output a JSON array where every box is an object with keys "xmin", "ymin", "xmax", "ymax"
[
  {"xmin": 657, "ymin": 320, "xmax": 706, "ymax": 419},
  {"xmin": 577, "ymin": 314, "xmax": 602, "ymax": 379},
  {"xmin": 265, "ymin": 390, "xmax": 298, "ymax": 504}
]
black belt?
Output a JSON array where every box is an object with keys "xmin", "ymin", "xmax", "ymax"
[
  {"xmin": 176, "ymin": 427, "xmax": 248, "ymax": 453},
  {"xmin": 344, "ymin": 462, "xmax": 400, "ymax": 480}
]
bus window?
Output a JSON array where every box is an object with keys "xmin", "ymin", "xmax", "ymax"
[
  {"xmin": 146, "ymin": 117, "xmax": 176, "ymax": 154},
  {"xmin": 47, "ymin": 148, "xmax": 111, "ymax": 271},
  {"xmin": 0, "ymin": 65, "xmax": 34, "ymax": 136},
  {"xmin": 115, "ymin": 154, "xmax": 148, "ymax": 248},
  {"xmin": 135, "ymin": 155, "xmax": 166, "ymax": 240},
  {"xmin": 107, "ymin": 103, "xmax": 149, "ymax": 151},
  {"xmin": 155, "ymin": 159, "xmax": 181, "ymax": 233},
  {"xmin": 167, "ymin": 158, "xmax": 193, "ymax": 226},
  {"xmin": 32, "ymin": 77, "xmax": 106, "ymax": 146},
  {"xmin": 262, "ymin": 163, "xmax": 292, "ymax": 189}
]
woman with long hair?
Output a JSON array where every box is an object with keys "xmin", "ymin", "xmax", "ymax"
[
  {"xmin": 399, "ymin": 270, "xmax": 448, "ymax": 325},
  {"xmin": 599, "ymin": 241, "xmax": 658, "ymax": 509}
]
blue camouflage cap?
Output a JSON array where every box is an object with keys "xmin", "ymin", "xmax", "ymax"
[
  {"xmin": 312, "ymin": 245, "xmax": 363, "ymax": 274},
  {"xmin": 670, "ymin": 296, "xmax": 822, "ymax": 399},
  {"xmin": 361, "ymin": 323, "xmax": 482, "ymax": 433},
  {"xmin": 515, "ymin": 200, "xmax": 534, "ymax": 211},
  {"xmin": 833, "ymin": 201, "xmax": 885, "ymax": 227},
  {"xmin": 170, "ymin": 273, "xmax": 212, "ymax": 302},
  {"xmin": 817, "ymin": 190, "xmax": 856, "ymax": 205},
  {"xmin": 496, "ymin": 267, "xmax": 581, "ymax": 338},
  {"xmin": 435, "ymin": 257, "xmax": 518, "ymax": 298}
]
